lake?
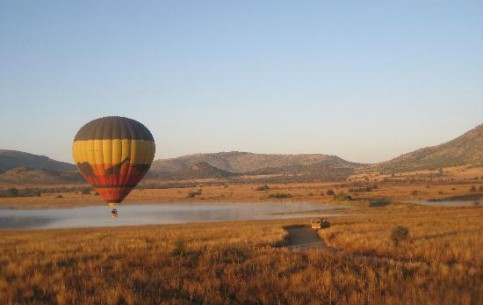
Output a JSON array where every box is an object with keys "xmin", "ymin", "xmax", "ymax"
[{"xmin": 0, "ymin": 202, "xmax": 345, "ymax": 230}]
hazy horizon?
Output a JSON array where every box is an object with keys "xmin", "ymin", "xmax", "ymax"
[{"xmin": 1, "ymin": 1, "xmax": 482, "ymax": 164}]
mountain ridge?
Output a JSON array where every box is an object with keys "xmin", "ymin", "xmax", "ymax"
[
  {"xmin": 378, "ymin": 123, "xmax": 483, "ymax": 172},
  {"xmin": 150, "ymin": 151, "xmax": 363, "ymax": 175},
  {"xmin": 0, "ymin": 167, "xmax": 82, "ymax": 184},
  {"xmin": 0, "ymin": 150, "xmax": 76, "ymax": 173},
  {"xmin": 1, "ymin": 123, "xmax": 482, "ymax": 180}
]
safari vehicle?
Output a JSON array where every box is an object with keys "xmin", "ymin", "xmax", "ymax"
[{"xmin": 311, "ymin": 218, "xmax": 330, "ymax": 230}]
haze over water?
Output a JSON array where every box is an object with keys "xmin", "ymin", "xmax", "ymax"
[{"xmin": 0, "ymin": 202, "xmax": 344, "ymax": 230}]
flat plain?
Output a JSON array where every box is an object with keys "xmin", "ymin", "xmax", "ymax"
[
  {"xmin": 1, "ymin": 205, "xmax": 481, "ymax": 305},
  {"xmin": 0, "ymin": 166, "xmax": 482, "ymax": 304},
  {"xmin": 0, "ymin": 165, "xmax": 481, "ymax": 209}
]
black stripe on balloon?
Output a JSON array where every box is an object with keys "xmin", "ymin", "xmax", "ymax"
[{"xmin": 74, "ymin": 116, "xmax": 154, "ymax": 141}]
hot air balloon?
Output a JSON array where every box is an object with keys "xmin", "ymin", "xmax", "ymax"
[{"xmin": 72, "ymin": 116, "xmax": 155, "ymax": 216}]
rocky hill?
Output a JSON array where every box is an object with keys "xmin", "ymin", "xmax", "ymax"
[
  {"xmin": 170, "ymin": 162, "xmax": 240, "ymax": 180},
  {"xmin": 0, "ymin": 167, "xmax": 82, "ymax": 184},
  {"xmin": 379, "ymin": 123, "xmax": 483, "ymax": 173},
  {"xmin": 5, "ymin": 123, "xmax": 481, "ymax": 183},
  {"xmin": 150, "ymin": 151, "xmax": 362, "ymax": 175},
  {"xmin": 0, "ymin": 150, "xmax": 75, "ymax": 173}
]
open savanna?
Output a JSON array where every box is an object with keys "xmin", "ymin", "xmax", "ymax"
[
  {"xmin": 0, "ymin": 165, "xmax": 482, "ymax": 209},
  {"xmin": 1, "ymin": 205, "xmax": 481, "ymax": 305}
]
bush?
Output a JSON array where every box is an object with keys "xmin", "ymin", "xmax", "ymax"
[
  {"xmin": 187, "ymin": 189, "xmax": 202, "ymax": 198},
  {"xmin": 390, "ymin": 226, "xmax": 410, "ymax": 246},
  {"xmin": 326, "ymin": 189, "xmax": 335, "ymax": 195},
  {"xmin": 334, "ymin": 192, "xmax": 352, "ymax": 201},
  {"xmin": 268, "ymin": 193, "xmax": 292, "ymax": 199},
  {"xmin": 255, "ymin": 184, "xmax": 270, "ymax": 191},
  {"xmin": 369, "ymin": 199, "xmax": 391, "ymax": 207},
  {"xmin": 469, "ymin": 185, "xmax": 477, "ymax": 192},
  {"xmin": 0, "ymin": 188, "xmax": 41, "ymax": 198},
  {"xmin": 80, "ymin": 187, "xmax": 92, "ymax": 195},
  {"xmin": 6, "ymin": 188, "xmax": 18, "ymax": 197},
  {"xmin": 172, "ymin": 240, "xmax": 187, "ymax": 256}
]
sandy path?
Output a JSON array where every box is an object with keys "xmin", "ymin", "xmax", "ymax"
[{"xmin": 284, "ymin": 226, "xmax": 327, "ymax": 250}]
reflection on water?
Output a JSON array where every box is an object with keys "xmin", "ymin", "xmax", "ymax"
[
  {"xmin": 408, "ymin": 200, "xmax": 479, "ymax": 207},
  {"xmin": 0, "ymin": 203, "xmax": 344, "ymax": 230},
  {"xmin": 0, "ymin": 216, "xmax": 56, "ymax": 230}
]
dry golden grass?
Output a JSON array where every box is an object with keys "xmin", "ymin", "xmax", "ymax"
[
  {"xmin": 1, "ymin": 166, "xmax": 481, "ymax": 209},
  {"xmin": 1, "ymin": 178, "xmax": 480, "ymax": 210},
  {"xmin": 320, "ymin": 205, "xmax": 483, "ymax": 266},
  {"xmin": 0, "ymin": 165, "xmax": 480, "ymax": 210},
  {"xmin": 1, "ymin": 205, "xmax": 482, "ymax": 305},
  {"xmin": 351, "ymin": 165, "xmax": 483, "ymax": 182}
]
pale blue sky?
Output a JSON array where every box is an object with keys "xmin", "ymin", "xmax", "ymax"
[{"xmin": 1, "ymin": 1, "xmax": 482, "ymax": 163}]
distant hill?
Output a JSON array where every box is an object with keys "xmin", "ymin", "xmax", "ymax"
[
  {"xmin": 150, "ymin": 151, "xmax": 362, "ymax": 175},
  {"xmin": 10, "ymin": 122, "xmax": 483, "ymax": 184},
  {"xmin": 246, "ymin": 162, "xmax": 357, "ymax": 181},
  {"xmin": 171, "ymin": 162, "xmax": 240, "ymax": 180},
  {"xmin": 0, "ymin": 150, "xmax": 75, "ymax": 173},
  {"xmin": 0, "ymin": 167, "xmax": 82, "ymax": 185},
  {"xmin": 379, "ymin": 123, "xmax": 483, "ymax": 173},
  {"xmin": 149, "ymin": 152, "xmax": 363, "ymax": 182}
]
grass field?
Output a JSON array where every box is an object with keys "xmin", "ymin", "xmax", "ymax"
[
  {"xmin": 0, "ymin": 166, "xmax": 482, "ymax": 209},
  {"xmin": 1, "ymin": 205, "xmax": 481, "ymax": 305}
]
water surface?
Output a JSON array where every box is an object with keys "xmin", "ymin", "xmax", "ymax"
[
  {"xmin": 0, "ymin": 202, "xmax": 344, "ymax": 230},
  {"xmin": 407, "ymin": 200, "xmax": 479, "ymax": 207}
]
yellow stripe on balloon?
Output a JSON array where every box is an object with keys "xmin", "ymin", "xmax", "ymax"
[
  {"xmin": 73, "ymin": 140, "xmax": 155, "ymax": 165},
  {"xmin": 103, "ymin": 140, "xmax": 112, "ymax": 165}
]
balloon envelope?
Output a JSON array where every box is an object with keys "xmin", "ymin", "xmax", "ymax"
[{"xmin": 72, "ymin": 116, "xmax": 155, "ymax": 205}]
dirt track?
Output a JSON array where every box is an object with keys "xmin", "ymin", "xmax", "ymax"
[
  {"xmin": 284, "ymin": 226, "xmax": 327, "ymax": 250},
  {"xmin": 283, "ymin": 225, "xmax": 440, "ymax": 266}
]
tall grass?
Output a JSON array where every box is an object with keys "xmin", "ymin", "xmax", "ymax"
[
  {"xmin": 320, "ymin": 205, "xmax": 482, "ymax": 267},
  {"xmin": 0, "ymin": 207, "xmax": 481, "ymax": 305}
]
